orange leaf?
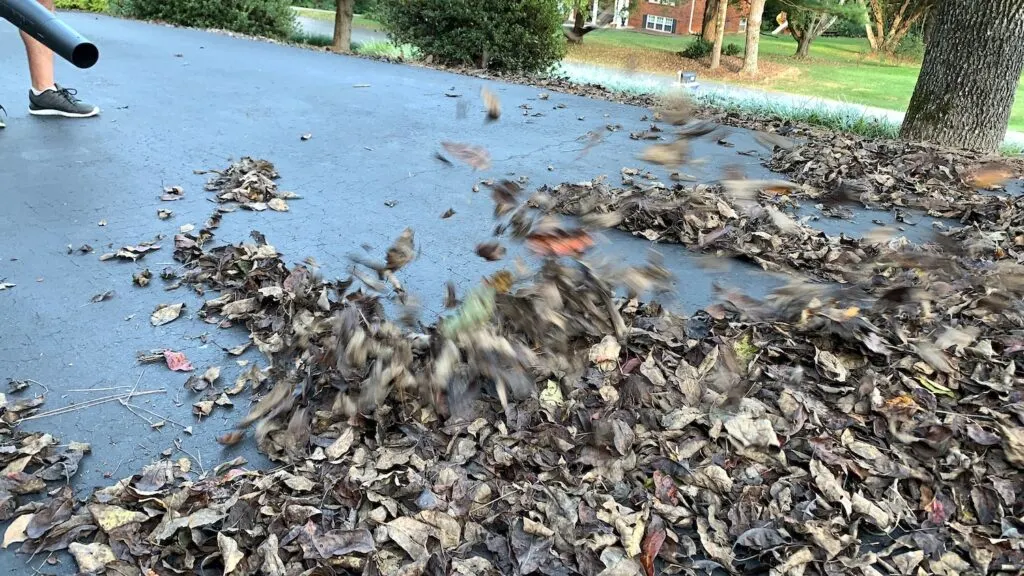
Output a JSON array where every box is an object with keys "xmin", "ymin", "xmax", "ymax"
[
  {"xmin": 217, "ymin": 431, "xmax": 245, "ymax": 446},
  {"xmin": 967, "ymin": 163, "xmax": 1014, "ymax": 189},
  {"xmin": 525, "ymin": 229, "xmax": 595, "ymax": 258},
  {"xmin": 163, "ymin": 350, "xmax": 194, "ymax": 372}
]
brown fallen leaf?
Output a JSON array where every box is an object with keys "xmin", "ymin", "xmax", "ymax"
[
  {"xmin": 966, "ymin": 162, "xmax": 1014, "ymax": 189},
  {"xmin": 90, "ymin": 290, "xmax": 115, "ymax": 303},
  {"xmin": 218, "ymin": 532, "xmax": 244, "ymax": 574},
  {"xmin": 481, "ymin": 86, "xmax": 501, "ymax": 122},
  {"xmin": 193, "ymin": 400, "xmax": 214, "ymax": 417},
  {"xmin": 475, "ymin": 242, "xmax": 506, "ymax": 261},
  {"xmin": 217, "ymin": 430, "xmax": 245, "ymax": 446},
  {"xmin": 161, "ymin": 186, "xmax": 184, "ymax": 201},
  {"xmin": 133, "ymin": 269, "xmax": 152, "ymax": 287},
  {"xmin": 443, "ymin": 281, "xmax": 458, "ymax": 308},
  {"xmin": 2, "ymin": 514, "xmax": 32, "ymax": 549},
  {"xmin": 441, "ymin": 141, "xmax": 492, "ymax": 171},
  {"xmin": 68, "ymin": 542, "xmax": 116, "ymax": 574},
  {"xmin": 202, "ymin": 366, "xmax": 221, "ymax": 386},
  {"xmin": 151, "ymin": 303, "xmax": 184, "ymax": 326}
]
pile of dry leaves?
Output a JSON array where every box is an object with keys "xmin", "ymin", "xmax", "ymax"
[
  {"xmin": 0, "ymin": 389, "xmax": 91, "ymax": 551},
  {"xmin": 7, "ymin": 93, "xmax": 1024, "ymax": 576}
]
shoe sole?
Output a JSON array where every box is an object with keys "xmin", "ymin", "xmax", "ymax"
[{"xmin": 29, "ymin": 107, "xmax": 100, "ymax": 118}]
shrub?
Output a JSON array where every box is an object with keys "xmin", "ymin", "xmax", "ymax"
[
  {"xmin": 290, "ymin": 30, "xmax": 334, "ymax": 47},
  {"xmin": 723, "ymin": 42, "xmax": 741, "ymax": 57},
  {"xmin": 55, "ymin": 0, "xmax": 109, "ymax": 12},
  {"xmin": 111, "ymin": 0, "xmax": 297, "ymax": 39},
  {"xmin": 827, "ymin": 16, "xmax": 867, "ymax": 38},
  {"xmin": 893, "ymin": 32, "xmax": 925, "ymax": 60},
  {"xmin": 679, "ymin": 36, "xmax": 712, "ymax": 59},
  {"xmin": 354, "ymin": 0, "xmax": 377, "ymax": 15},
  {"xmin": 375, "ymin": 0, "xmax": 565, "ymax": 74},
  {"xmin": 356, "ymin": 40, "xmax": 419, "ymax": 60}
]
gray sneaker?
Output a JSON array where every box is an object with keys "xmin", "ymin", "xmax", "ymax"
[{"xmin": 28, "ymin": 84, "xmax": 99, "ymax": 118}]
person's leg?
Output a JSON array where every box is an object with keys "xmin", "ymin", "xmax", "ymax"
[
  {"xmin": 21, "ymin": 0, "xmax": 56, "ymax": 92},
  {"xmin": 20, "ymin": 0, "xmax": 99, "ymax": 118}
]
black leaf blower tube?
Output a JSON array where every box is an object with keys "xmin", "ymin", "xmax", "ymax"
[{"xmin": 0, "ymin": 0, "xmax": 98, "ymax": 69}]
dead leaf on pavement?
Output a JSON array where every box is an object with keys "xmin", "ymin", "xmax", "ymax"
[
  {"xmin": 90, "ymin": 291, "xmax": 115, "ymax": 303},
  {"xmin": 163, "ymin": 350, "xmax": 194, "ymax": 372},
  {"xmin": 151, "ymin": 303, "xmax": 184, "ymax": 326},
  {"xmin": 133, "ymin": 269, "xmax": 152, "ymax": 287}
]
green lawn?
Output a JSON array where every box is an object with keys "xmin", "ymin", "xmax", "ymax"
[
  {"xmin": 584, "ymin": 29, "xmax": 1024, "ymax": 132},
  {"xmin": 292, "ymin": 6, "xmax": 382, "ymax": 31}
]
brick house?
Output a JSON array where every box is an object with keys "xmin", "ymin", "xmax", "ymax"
[{"xmin": 625, "ymin": 0, "xmax": 751, "ymax": 36}]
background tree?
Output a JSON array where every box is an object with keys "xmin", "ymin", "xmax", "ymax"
[
  {"xmin": 783, "ymin": 0, "xmax": 864, "ymax": 57},
  {"xmin": 564, "ymin": 0, "xmax": 616, "ymax": 42},
  {"xmin": 862, "ymin": 0, "xmax": 933, "ymax": 53},
  {"xmin": 899, "ymin": 0, "xmax": 1024, "ymax": 152},
  {"xmin": 332, "ymin": 0, "xmax": 354, "ymax": 53},
  {"xmin": 741, "ymin": 0, "xmax": 767, "ymax": 74},
  {"xmin": 701, "ymin": 0, "xmax": 723, "ymax": 42},
  {"xmin": 709, "ymin": 0, "xmax": 727, "ymax": 69}
]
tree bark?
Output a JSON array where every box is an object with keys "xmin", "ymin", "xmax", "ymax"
[
  {"xmin": 880, "ymin": 7, "xmax": 925, "ymax": 52},
  {"xmin": 922, "ymin": 6, "xmax": 935, "ymax": 45},
  {"xmin": 573, "ymin": 8, "xmax": 587, "ymax": 36},
  {"xmin": 709, "ymin": 0, "xmax": 727, "ymax": 69},
  {"xmin": 900, "ymin": 0, "xmax": 1024, "ymax": 152},
  {"xmin": 702, "ymin": 0, "xmax": 721, "ymax": 42},
  {"xmin": 863, "ymin": 0, "xmax": 881, "ymax": 50},
  {"xmin": 795, "ymin": 33, "xmax": 812, "ymax": 57},
  {"xmin": 741, "ymin": 0, "xmax": 766, "ymax": 75},
  {"xmin": 332, "ymin": 0, "xmax": 354, "ymax": 53}
]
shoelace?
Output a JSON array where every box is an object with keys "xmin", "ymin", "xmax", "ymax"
[{"xmin": 54, "ymin": 86, "xmax": 81, "ymax": 104}]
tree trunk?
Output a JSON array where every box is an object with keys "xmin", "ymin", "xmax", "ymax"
[
  {"xmin": 702, "ymin": 0, "xmax": 721, "ymax": 42},
  {"xmin": 741, "ymin": 0, "xmax": 766, "ymax": 75},
  {"xmin": 880, "ymin": 7, "xmax": 926, "ymax": 52},
  {"xmin": 574, "ymin": 8, "xmax": 586, "ymax": 36},
  {"xmin": 331, "ymin": 0, "xmax": 354, "ymax": 53},
  {"xmin": 900, "ymin": 0, "xmax": 1024, "ymax": 152},
  {"xmin": 709, "ymin": 0, "xmax": 727, "ymax": 69},
  {"xmin": 922, "ymin": 6, "xmax": 936, "ymax": 46},
  {"xmin": 870, "ymin": 0, "xmax": 885, "ymax": 45},
  {"xmin": 863, "ymin": 0, "xmax": 879, "ymax": 50},
  {"xmin": 795, "ymin": 33, "xmax": 812, "ymax": 57},
  {"xmin": 790, "ymin": 9, "xmax": 839, "ymax": 58}
]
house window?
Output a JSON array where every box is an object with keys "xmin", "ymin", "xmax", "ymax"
[
  {"xmin": 739, "ymin": 17, "xmax": 748, "ymax": 31},
  {"xmin": 647, "ymin": 0, "xmax": 677, "ymax": 5},
  {"xmin": 645, "ymin": 14, "xmax": 675, "ymax": 33}
]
